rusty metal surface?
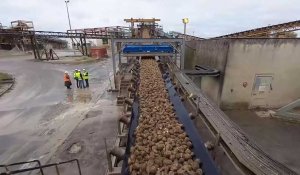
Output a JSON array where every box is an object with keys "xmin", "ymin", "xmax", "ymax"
[
  {"xmin": 215, "ymin": 20, "xmax": 300, "ymax": 38},
  {"xmin": 0, "ymin": 29, "xmax": 116, "ymax": 39},
  {"xmin": 67, "ymin": 26, "xmax": 131, "ymax": 37}
]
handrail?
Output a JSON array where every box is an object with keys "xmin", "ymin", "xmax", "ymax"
[
  {"xmin": 0, "ymin": 160, "xmax": 44, "ymax": 175},
  {"xmin": 0, "ymin": 159, "xmax": 82, "ymax": 175}
]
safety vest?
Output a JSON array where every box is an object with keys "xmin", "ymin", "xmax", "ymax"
[
  {"xmin": 83, "ymin": 71, "xmax": 89, "ymax": 80},
  {"xmin": 64, "ymin": 74, "xmax": 71, "ymax": 82},
  {"xmin": 75, "ymin": 72, "xmax": 82, "ymax": 80},
  {"xmin": 73, "ymin": 72, "xmax": 77, "ymax": 79}
]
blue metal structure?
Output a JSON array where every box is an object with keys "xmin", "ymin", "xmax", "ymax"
[{"xmin": 123, "ymin": 44, "xmax": 173, "ymax": 53}]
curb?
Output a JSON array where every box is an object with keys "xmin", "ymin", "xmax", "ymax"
[{"xmin": 0, "ymin": 78, "xmax": 15, "ymax": 97}]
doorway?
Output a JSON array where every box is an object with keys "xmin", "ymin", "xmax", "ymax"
[{"xmin": 250, "ymin": 74, "xmax": 273, "ymax": 108}]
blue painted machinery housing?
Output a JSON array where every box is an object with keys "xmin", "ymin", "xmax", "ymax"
[{"xmin": 123, "ymin": 44, "xmax": 174, "ymax": 53}]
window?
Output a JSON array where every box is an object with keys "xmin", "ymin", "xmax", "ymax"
[{"xmin": 252, "ymin": 75, "xmax": 273, "ymax": 93}]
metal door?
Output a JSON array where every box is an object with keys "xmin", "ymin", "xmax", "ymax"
[{"xmin": 250, "ymin": 74, "xmax": 273, "ymax": 108}]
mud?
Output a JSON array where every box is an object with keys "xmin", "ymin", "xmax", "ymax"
[
  {"xmin": 225, "ymin": 110, "xmax": 300, "ymax": 174},
  {"xmin": 47, "ymin": 93, "xmax": 120, "ymax": 175},
  {"xmin": 0, "ymin": 53, "xmax": 115, "ymax": 174}
]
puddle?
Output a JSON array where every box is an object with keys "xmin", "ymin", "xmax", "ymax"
[{"xmin": 64, "ymin": 89, "xmax": 92, "ymax": 104}]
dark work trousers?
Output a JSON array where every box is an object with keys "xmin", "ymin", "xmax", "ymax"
[
  {"xmin": 65, "ymin": 81, "xmax": 72, "ymax": 89},
  {"xmin": 75, "ymin": 78, "xmax": 79, "ymax": 88},
  {"xmin": 85, "ymin": 79, "xmax": 89, "ymax": 87},
  {"xmin": 78, "ymin": 80, "xmax": 84, "ymax": 89},
  {"xmin": 80, "ymin": 74, "xmax": 85, "ymax": 88}
]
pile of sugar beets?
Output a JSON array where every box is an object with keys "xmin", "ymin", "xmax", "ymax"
[{"xmin": 129, "ymin": 59, "xmax": 203, "ymax": 175}]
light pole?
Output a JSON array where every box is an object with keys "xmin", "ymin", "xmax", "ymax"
[
  {"xmin": 65, "ymin": 0, "xmax": 75, "ymax": 50},
  {"xmin": 182, "ymin": 18, "xmax": 189, "ymax": 38},
  {"xmin": 65, "ymin": 0, "xmax": 72, "ymax": 30}
]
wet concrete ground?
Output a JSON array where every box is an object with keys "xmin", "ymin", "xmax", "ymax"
[
  {"xmin": 47, "ymin": 92, "xmax": 120, "ymax": 175},
  {"xmin": 0, "ymin": 53, "xmax": 117, "ymax": 174},
  {"xmin": 225, "ymin": 110, "xmax": 300, "ymax": 174}
]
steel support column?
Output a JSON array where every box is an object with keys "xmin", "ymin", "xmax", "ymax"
[
  {"xmin": 111, "ymin": 39, "xmax": 117, "ymax": 89},
  {"xmin": 117, "ymin": 42, "xmax": 121, "ymax": 70},
  {"xmin": 30, "ymin": 35, "xmax": 37, "ymax": 59},
  {"xmin": 79, "ymin": 34, "xmax": 84, "ymax": 56},
  {"xmin": 83, "ymin": 35, "xmax": 88, "ymax": 56},
  {"xmin": 180, "ymin": 39, "xmax": 185, "ymax": 69},
  {"xmin": 118, "ymin": 52, "xmax": 121, "ymax": 70}
]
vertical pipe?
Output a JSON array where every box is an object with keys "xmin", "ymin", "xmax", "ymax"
[
  {"xmin": 118, "ymin": 52, "xmax": 121, "ymax": 70},
  {"xmin": 65, "ymin": 2, "xmax": 72, "ymax": 30},
  {"xmin": 83, "ymin": 35, "xmax": 88, "ymax": 56},
  {"xmin": 117, "ymin": 42, "xmax": 121, "ymax": 70},
  {"xmin": 105, "ymin": 138, "xmax": 113, "ymax": 172},
  {"xmin": 111, "ymin": 39, "xmax": 117, "ymax": 89},
  {"xmin": 65, "ymin": 1, "xmax": 75, "ymax": 50},
  {"xmin": 34, "ymin": 36, "xmax": 41, "ymax": 59},
  {"xmin": 131, "ymin": 22, "xmax": 134, "ymax": 37},
  {"xmin": 30, "ymin": 35, "xmax": 37, "ymax": 59},
  {"xmin": 180, "ymin": 39, "xmax": 185, "ymax": 69}
]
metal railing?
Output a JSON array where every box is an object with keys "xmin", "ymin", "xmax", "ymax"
[
  {"xmin": 0, "ymin": 159, "xmax": 82, "ymax": 175},
  {"xmin": 0, "ymin": 29, "xmax": 113, "ymax": 39},
  {"xmin": 215, "ymin": 20, "xmax": 300, "ymax": 38}
]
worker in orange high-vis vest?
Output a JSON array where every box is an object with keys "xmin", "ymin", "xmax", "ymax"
[{"xmin": 64, "ymin": 71, "xmax": 72, "ymax": 89}]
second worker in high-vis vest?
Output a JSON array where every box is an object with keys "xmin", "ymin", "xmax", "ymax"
[
  {"xmin": 82, "ymin": 69, "xmax": 89, "ymax": 88},
  {"xmin": 75, "ymin": 70, "xmax": 84, "ymax": 88},
  {"xmin": 73, "ymin": 69, "xmax": 79, "ymax": 88}
]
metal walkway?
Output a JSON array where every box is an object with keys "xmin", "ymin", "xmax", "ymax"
[{"xmin": 0, "ymin": 29, "xmax": 114, "ymax": 39}]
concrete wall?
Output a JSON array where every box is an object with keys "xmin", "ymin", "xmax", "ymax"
[
  {"xmin": 221, "ymin": 39, "xmax": 300, "ymax": 109},
  {"xmin": 185, "ymin": 40, "xmax": 229, "ymax": 103},
  {"xmin": 186, "ymin": 38, "xmax": 300, "ymax": 109},
  {"xmin": 184, "ymin": 40, "xmax": 197, "ymax": 69}
]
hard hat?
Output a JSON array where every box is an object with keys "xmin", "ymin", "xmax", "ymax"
[
  {"xmin": 78, "ymin": 70, "xmax": 81, "ymax": 72},
  {"xmin": 75, "ymin": 69, "xmax": 78, "ymax": 71},
  {"xmin": 83, "ymin": 68, "xmax": 86, "ymax": 71},
  {"xmin": 65, "ymin": 71, "xmax": 68, "ymax": 74}
]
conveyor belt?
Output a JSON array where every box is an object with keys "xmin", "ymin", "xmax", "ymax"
[
  {"xmin": 121, "ymin": 59, "xmax": 220, "ymax": 175},
  {"xmin": 162, "ymin": 72, "xmax": 220, "ymax": 175}
]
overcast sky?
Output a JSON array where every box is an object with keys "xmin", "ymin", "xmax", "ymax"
[{"xmin": 0, "ymin": 0, "xmax": 299, "ymax": 37}]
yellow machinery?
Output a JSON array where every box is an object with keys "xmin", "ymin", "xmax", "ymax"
[{"xmin": 124, "ymin": 18, "xmax": 161, "ymax": 38}]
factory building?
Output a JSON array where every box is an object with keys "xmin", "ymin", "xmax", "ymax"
[{"xmin": 185, "ymin": 38, "xmax": 300, "ymax": 110}]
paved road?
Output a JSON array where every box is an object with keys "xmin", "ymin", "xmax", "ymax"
[{"xmin": 0, "ymin": 54, "xmax": 114, "ymax": 168}]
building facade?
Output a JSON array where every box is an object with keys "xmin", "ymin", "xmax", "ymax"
[{"xmin": 185, "ymin": 38, "xmax": 300, "ymax": 110}]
